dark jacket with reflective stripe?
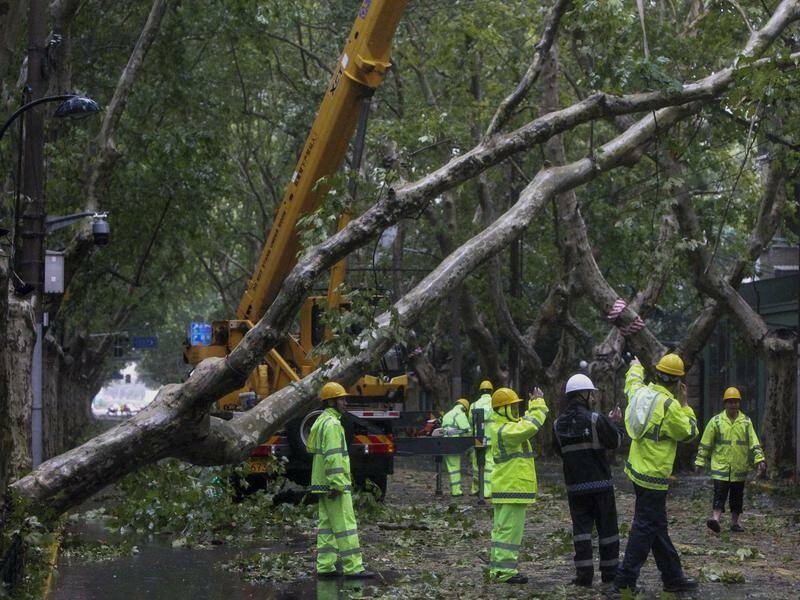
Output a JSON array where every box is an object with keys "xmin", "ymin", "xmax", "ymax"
[{"xmin": 553, "ymin": 402, "xmax": 622, "ymax": 495}]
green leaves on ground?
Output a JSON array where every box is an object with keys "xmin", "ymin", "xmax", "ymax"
[
  {"xmin": 61, "ymin": 539, "xmax": 139, "ymax": 563},
  {"xmin": 220, "ymin": 551, "xmax": 308, "ymax": 583}
]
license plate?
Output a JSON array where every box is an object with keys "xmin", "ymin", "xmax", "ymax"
[{"xmin": 248, "ymin": 458, "xmax": 271, "ymax": 473}]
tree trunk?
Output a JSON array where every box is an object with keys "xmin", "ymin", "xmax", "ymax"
[
  {"xmin": 762, "ymin": 342, "xmax": 797, "ymax": 472},
  {"xmin": 0, "ymin": 251, "xmax": 9, "ymax": 492},
  {"xmin": 5, "ymin": 294, "xmax": 35, "ymax": 477},
  {"xmin": 589, "ymin": 332, "xmax": 627, "ymax": 413},
  {"xmin": 42, "ymin": 339, "xmax": 94, "ymax": 459},
  {"xmin": 409, "ymin": 350, "xmax": 450, "ymax": 412}
]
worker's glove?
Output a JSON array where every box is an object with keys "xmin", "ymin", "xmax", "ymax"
[
  {"xmin": 608, "ymin": 406, "xmax": 622, "ymax": 422},
  {"xmin": 328, "ymin": 488, "xmax": 342, "ymax": 499},
  {"xmin": 677, "ymin": 382, "xmax": 688, "ymax": 406},
  {"xmin": 431, "ymin": 428, "xmax": 446, "ymax": 437},
  {"xmin": 757, "ymin": 462, "xmax": 767, "ymax": 477},
  {"xmin": 529, "ymin": 386, "xmax": 544, "ymax": 399},
  {"xmin": 693, "ymin": 464, "xmax": 702, "ymax": 474}
]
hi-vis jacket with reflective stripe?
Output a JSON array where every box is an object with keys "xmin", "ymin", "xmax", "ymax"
[
  {"xmin": 470, "ymin": 393, "xmax": 495, "ymax": 443},
  {"xmin": 442, "ymin": 404, "xmax": 471, "ymax": 436},
  {"xmin": 695, "ymin": 411, "xmax": 764, "ymax": 482},
  {"xmin": 623, "ymin": 364, "xmax": 698, "ymax": 491},
  {"xmin": 306, "ymin": 407, "xmax": 352, "ymax": 494},
  {"xmin": 488, "ymin": 397, "xmax": 549, "ymax": 504}
]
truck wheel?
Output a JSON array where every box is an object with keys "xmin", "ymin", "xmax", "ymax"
[
  {"xmin": 287, "ymin": 411, "xmax": 323, "ymax": 457},
  {"xmin": 371, "ymin": 473, "xmax": 388, "ymax": 499},
  {"xmin": 356, "ymin": 472, "xmax": 387, "ymax": 500},
  {"xmin": 231, "ymin": 471, "xmax": 270, "ymax": 502}
]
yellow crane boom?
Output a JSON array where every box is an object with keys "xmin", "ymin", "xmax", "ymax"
[
  {"xmin": 237, "ymin": 0, "xmax": 408, "ymax": 322},
  {"xmin": 185, "ymin": 0, "xmax": 410, "ymax": 410}
]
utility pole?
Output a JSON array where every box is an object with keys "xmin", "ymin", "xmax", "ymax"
[
  {"xmin": 508, "ymin": 236, "xmax": 521, "ymax": 390},
  {"xmin": 19, "ymin": 0, "xmax": 47, "ymax": 468},
  {"xmin": 18, "ymin": 0, "xmax": 46, "ymax": 292}
]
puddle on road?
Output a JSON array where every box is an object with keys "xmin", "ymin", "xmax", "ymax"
[{"xmin": 50, "ymin": 518, "xmax": 399, "ymax": 600}]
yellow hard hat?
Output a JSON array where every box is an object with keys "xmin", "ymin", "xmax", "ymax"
[
  {"xmin": 655, "ymin": 353, "xmax": 685, "ymax": 377},
  {"xmin": 723, "ymin": 387, "xmax": 742, "ymax": 402},
  {"xmin": 457, "ymin": 398, "xmax": 469, "ymax": 411},
  {"xmin": 479, "ymin": 380, "xmax": 494, "ymax": 392},
  {"xmin": 320, "ymin": 382, "xmax": 347, "ymax": 401},
  {"xmin": 491, "ymin": 387, "xmax": 522, "ymax": 409}
]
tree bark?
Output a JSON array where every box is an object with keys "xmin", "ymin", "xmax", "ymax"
[
  {"xmin": 5, "ymin": 294, "xmax": 35, "ymax": 477},
  {"xmin": 762, "ymin": 342, "xmax": 796, "ymax": 470}
]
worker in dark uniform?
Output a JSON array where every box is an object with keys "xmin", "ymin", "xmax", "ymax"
[{"xmin": 553, "ymin": 374, "xmax": 623, "ymax": 587}]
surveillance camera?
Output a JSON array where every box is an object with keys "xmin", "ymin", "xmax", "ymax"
[{"xmin": 92, "ymin": 217, "xmax": 110, "ymax": 246}]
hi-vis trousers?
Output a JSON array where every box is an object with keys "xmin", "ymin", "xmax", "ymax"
[
  {"xmin": 489, "ymin": 503, "xmax": 526, "ymax": 581},
  {"xmin": 316, "ymin": 492, "xmax": 364, "ymax": 575},
  {"xmin": 445, "ymin": 454, "xmax": 464, "ymax": 496}
]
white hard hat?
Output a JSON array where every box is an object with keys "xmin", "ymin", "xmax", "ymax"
[{"xmin": 565, "ymin": 374, "xmax": 598, "ymax": 395}]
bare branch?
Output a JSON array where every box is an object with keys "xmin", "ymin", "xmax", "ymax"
[
  {"xmin": 50, "ymin": 0, "xmax": 168, "ymax": 322},
  {"xmin": 85, "ymin": 0, "xmax": 168, "ymax": 211},
  {"xmin": 724, "ymin": 0, "xmax": 756, "ymax": 33},
  {"xmin": 264, "ymin": 30, "xmax": 333, "ymax": 75},
  {"xmin": 484, "ymin": 0, "xmax": 572, "ymax": 137}
]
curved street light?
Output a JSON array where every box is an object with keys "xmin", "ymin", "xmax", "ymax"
[
  {"xmin": 0, "ymin": 93, "xmax": 101, "ymax": 469},
  {"xmin": 0, "ymin": 93, "xmax": 100, "ymax": 142}
]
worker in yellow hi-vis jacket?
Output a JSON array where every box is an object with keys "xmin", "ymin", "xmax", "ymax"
[
  {"xmin": 470, "ymin": 380, "xmax": 495, "ymax": 498},
  {"xmin": 486, "ymin": 387, "xmax": 548, "ymax": 584},
  {"xmin": 441, "ymin": 398, "xmax": 471, "ymax": 497},
  {"xmin": 695, "ymin": 386, "xmax": 766, "ymax": 533},
  {"xmin": 307, "ymin": 382, "xmax": 374, "ymax": 579}
]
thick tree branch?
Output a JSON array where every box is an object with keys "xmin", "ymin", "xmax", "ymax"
[{"xmin": 672, "ymin": 152, "xmax": 789, "ymax": 351}]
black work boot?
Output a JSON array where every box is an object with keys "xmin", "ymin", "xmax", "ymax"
[
  {"xmin": 316, "ymin": 571, "xmax": 340, "ymax": 579},
  {"xmin": 572, "ymin": 577, "xmax": 592, "ymax": 587},
  {"xmin": 663, "ymin": 578, "xmax": 699, "ymax": 593},
  {"xmin": 343, "ymin": 570, "xmax": 376, "ymax": 579},
  {"xmin": 505, "ymin": 574, "xmax": 528, "ymax": 584},
  {"xmin": 706, "ymin": 518, "xmax": 721, "ymax": 533}
]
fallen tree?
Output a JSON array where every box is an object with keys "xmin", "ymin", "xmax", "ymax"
[{"xmin": 10, "ymin": 0, "xmax": 800, "ymax": 513}]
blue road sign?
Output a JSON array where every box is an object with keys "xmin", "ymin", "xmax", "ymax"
[
  {"xmin": 131, "ymin": 336, "xmax": 158, "ymax": 349},
  {"xmin": 189, "ymin": 322, "xmax": 212, "ymax": 347}
]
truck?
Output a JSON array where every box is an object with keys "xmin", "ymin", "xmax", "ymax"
[{"xmin": 183, "ymin": 0, "xmax": 411, "ymax": 498}]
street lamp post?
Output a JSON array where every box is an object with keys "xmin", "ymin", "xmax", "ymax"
[{"xmin": 1, "ymin": 93, "xmax": 100, "ymax": 468}]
